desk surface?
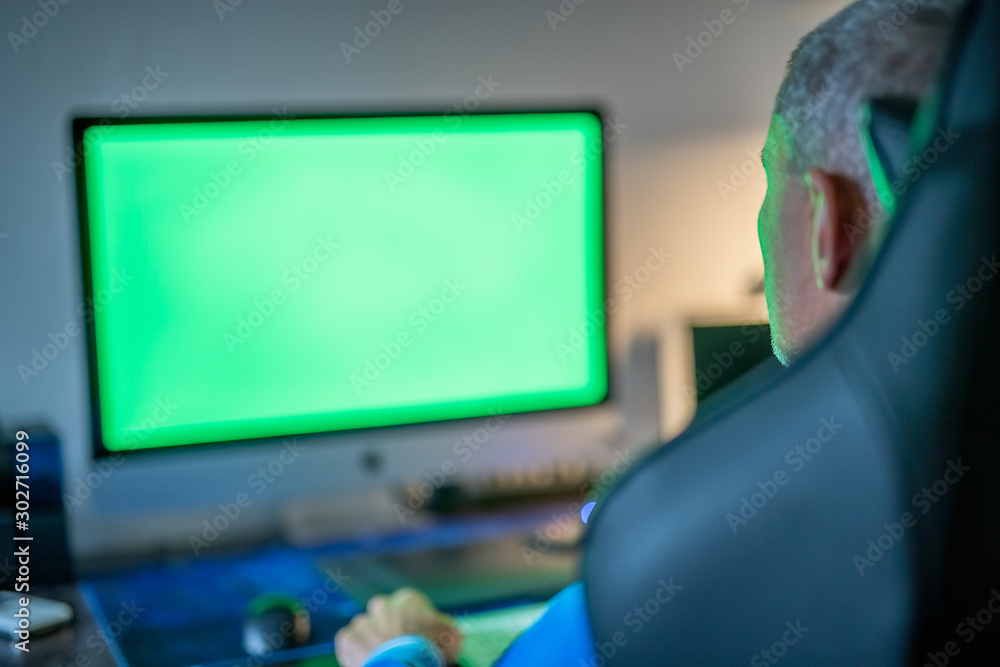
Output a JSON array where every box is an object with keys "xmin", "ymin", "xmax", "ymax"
[
  {"xmin": 14, "ymin": 505, "xmax": 578, "ymax": 667},
  {"xmin": 2, "ymin": 584, "xmax": 117, "ymax": 667}
]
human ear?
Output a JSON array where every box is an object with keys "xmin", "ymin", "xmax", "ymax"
[{"xmin": 805, "ymin": 168, "xmax": 867, "ymax": 292}]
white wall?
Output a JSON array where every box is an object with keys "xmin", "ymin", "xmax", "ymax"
[{"xmin": 0, "ymin": 0, "xmax": 850, "ymax": 562}]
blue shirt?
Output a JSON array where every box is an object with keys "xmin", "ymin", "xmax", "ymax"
[
  {"xmin": 363, "ymin": 582, "xmax": 593, "ymax": 667},
  {"xmin": 493, "ymin": 582, "xmax": 594, "ymax": 666}
]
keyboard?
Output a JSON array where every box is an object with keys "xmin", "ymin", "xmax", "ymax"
[
  {"xmin": 456, "ymin": 602, "xmax": 548, "ymax": 667},
  {"xmin": 265, "ymin": 602, "xmax": 547, "ymax": 667}
]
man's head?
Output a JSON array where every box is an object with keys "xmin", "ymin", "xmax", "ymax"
[{"xmin": 759, "ymin": 0, "xmax": 962, "ymax": 366}]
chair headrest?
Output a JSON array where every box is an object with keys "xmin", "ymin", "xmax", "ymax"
[
  {"xmin": 582, "ymin": 1, "xmax": 1000, "ymax": 663},
  {"xmin": 860, "ymin": 97, "xmax": 919, "ymax": 213}
]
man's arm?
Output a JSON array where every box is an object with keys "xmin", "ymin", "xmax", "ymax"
[{"xmin": 335, "ymin": 582, "xmax": 595, "ymax": 667}]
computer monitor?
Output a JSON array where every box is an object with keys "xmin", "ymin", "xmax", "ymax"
[
  {"xmin": 71, "ymin": 110, "xmax": 624, "ymax": 558},
  {"xmin": 658, "ymin": 310, "xmax": 771, "ymax": 439}
]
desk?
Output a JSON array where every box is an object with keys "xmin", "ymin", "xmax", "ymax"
[
  {"xmin": 2, "ymin": 584, "xmax": 117, "ymax": 667},
  {"xmin": 11, "ymin": 505, "xmax": 578, "ymax": 667}
]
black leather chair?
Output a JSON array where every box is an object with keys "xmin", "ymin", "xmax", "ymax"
[{"xmin": 583, "ymin": 0, "xmax": 999, "ymax": 664}]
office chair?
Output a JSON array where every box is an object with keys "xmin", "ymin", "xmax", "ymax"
[{"xmin": 583, "ymin": 0, "xmax": 999, "ymax": 664}]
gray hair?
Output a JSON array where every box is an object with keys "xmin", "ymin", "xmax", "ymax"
[{"xmin": 775, "ymin": 0, "xmax": 964, "ymax": 210}]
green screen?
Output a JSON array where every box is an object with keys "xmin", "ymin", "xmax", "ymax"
[{"xmin": 79, "ymin": 112, "xmax": 607, "ymax": 452}]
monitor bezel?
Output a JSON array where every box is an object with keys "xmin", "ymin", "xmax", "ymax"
[{"xmin": 72, "ymin": 108, "xmax": 615, "ymax": 459}]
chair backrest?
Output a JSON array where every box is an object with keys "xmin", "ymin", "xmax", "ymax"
[{"xmin": 582, "ymin": 1, "xmax": 999, "ymax": 664}]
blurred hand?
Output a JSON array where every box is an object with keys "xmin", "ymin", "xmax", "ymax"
[{"xmin": 334, "ymin": 587, "xmax": 463, "ymax": 667}]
